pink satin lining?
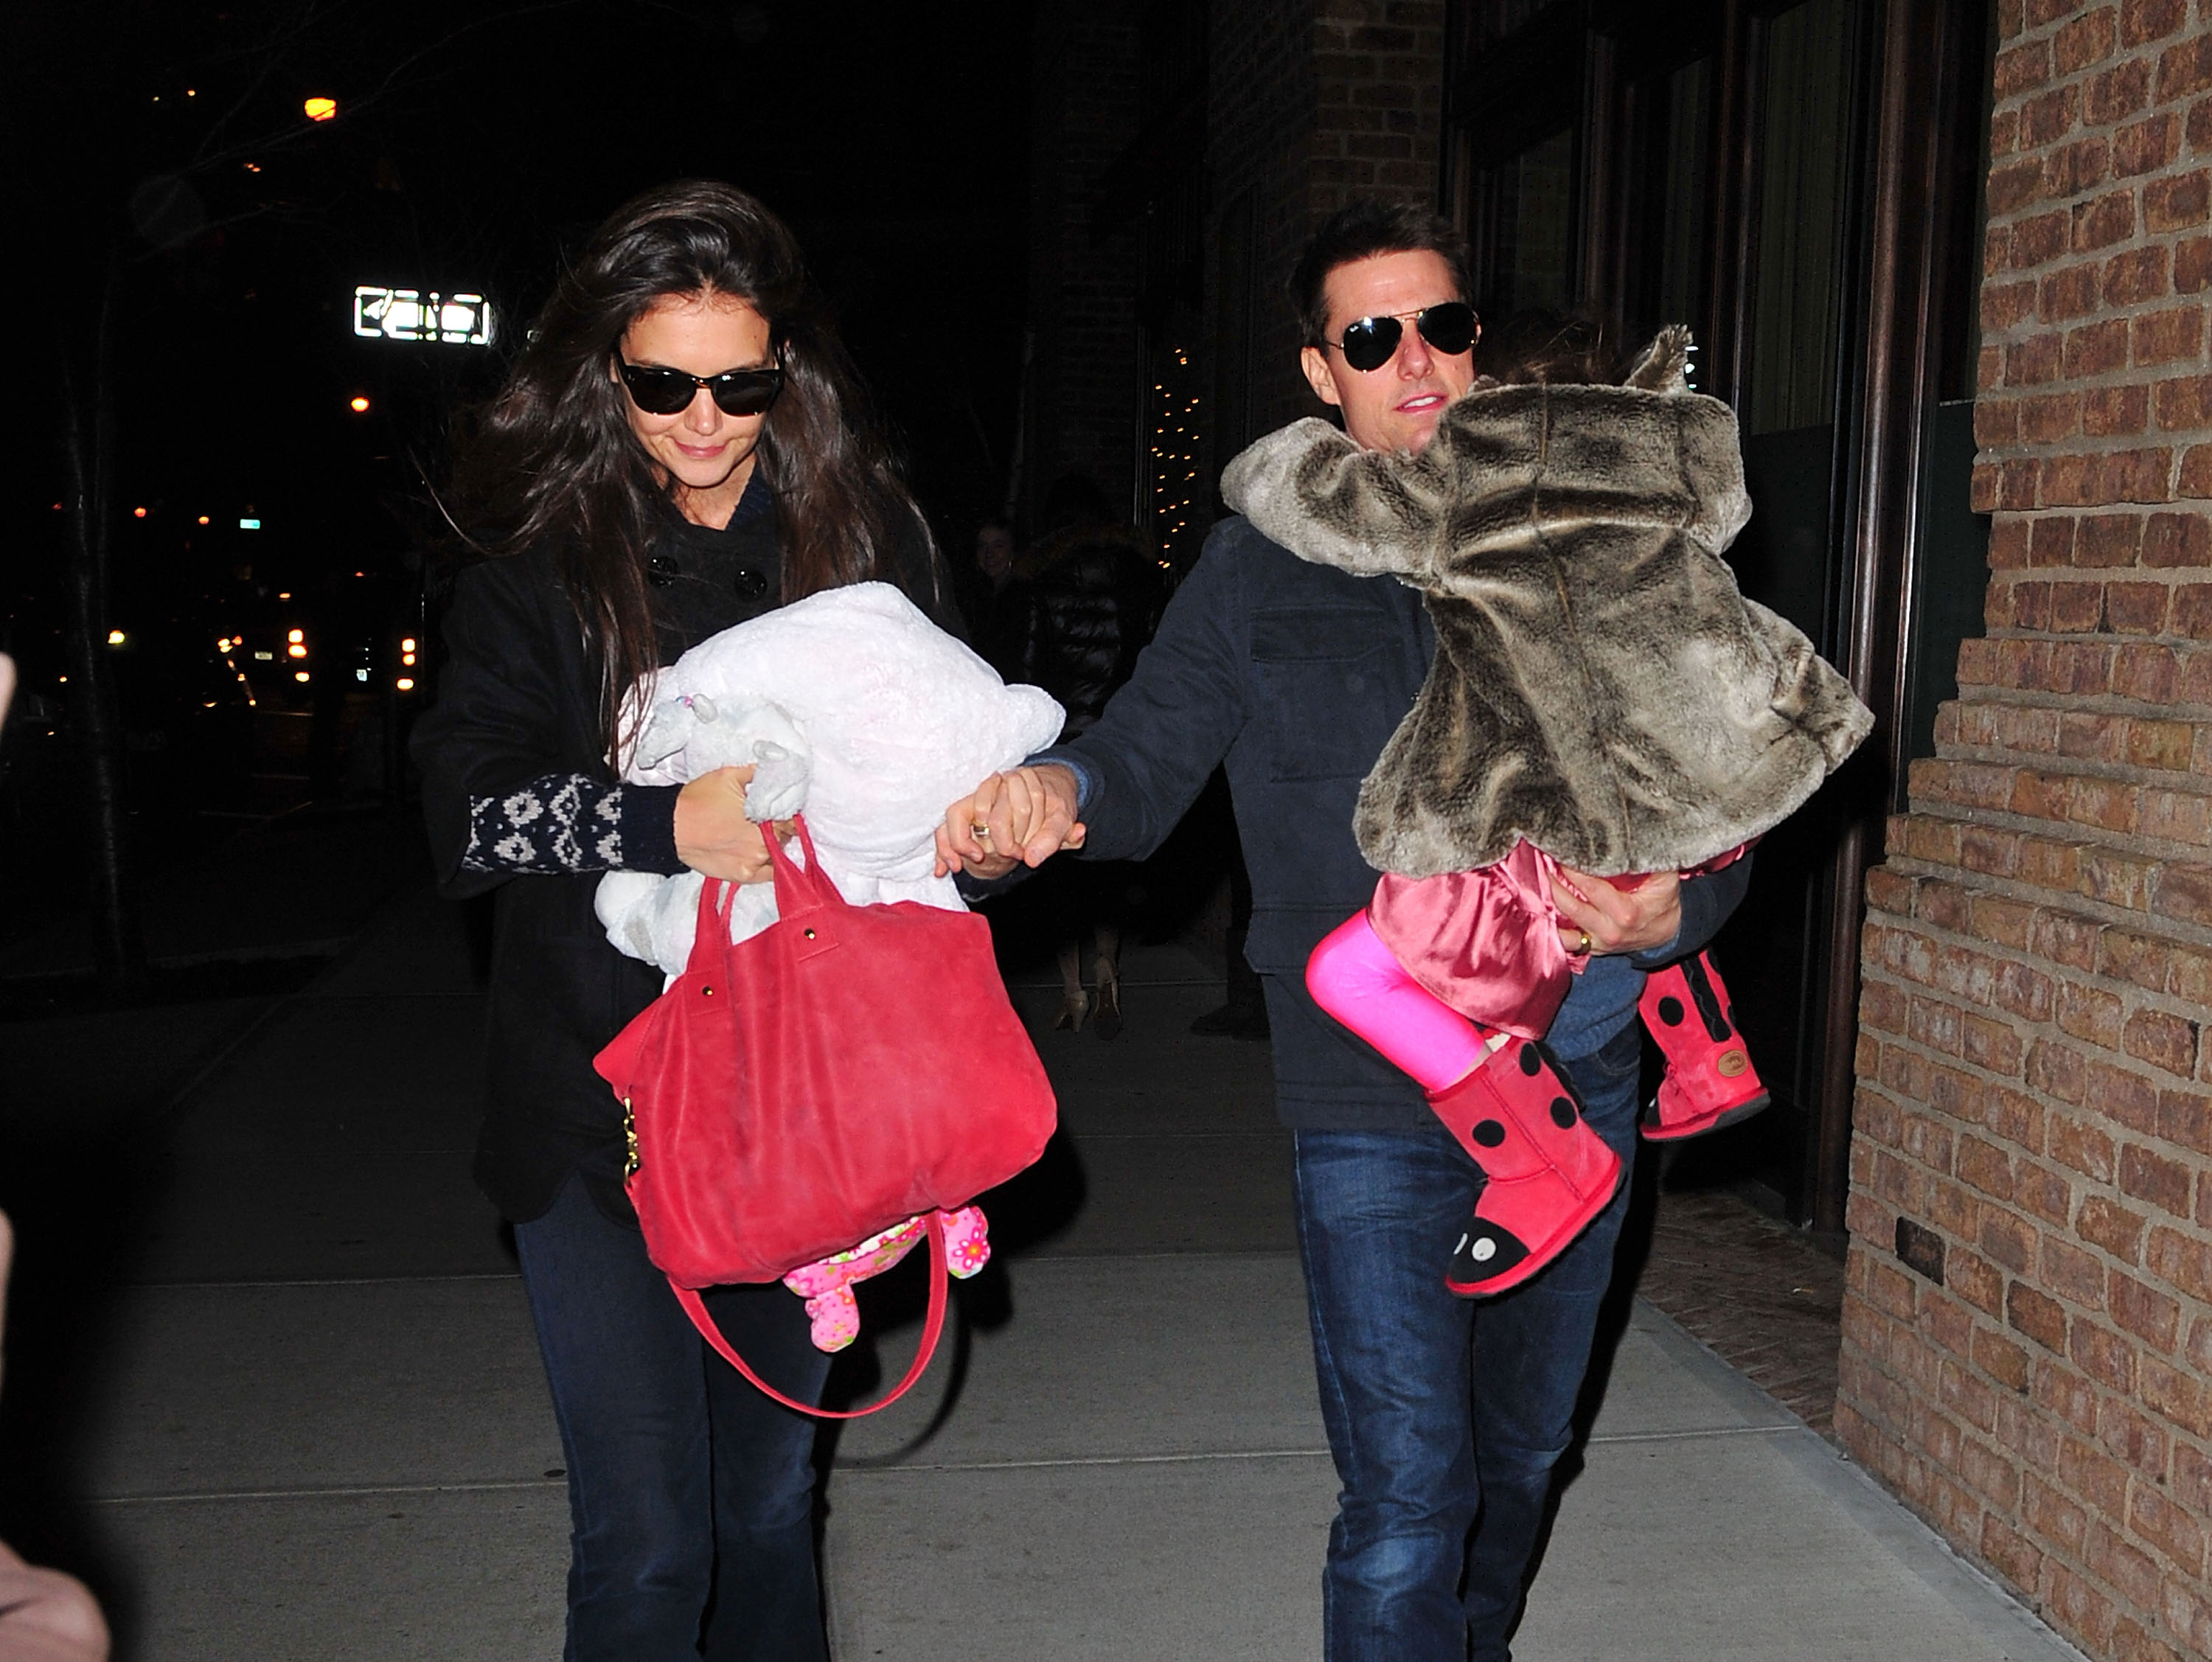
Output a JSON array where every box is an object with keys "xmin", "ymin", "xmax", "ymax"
[
  {"xmin": 1367, "ymin": 841, "xmax": 1574, "ymax": 1039},
  {"xmin": 1364, "ymin": 839, "xmax": 1756, "ymax": 1040}
]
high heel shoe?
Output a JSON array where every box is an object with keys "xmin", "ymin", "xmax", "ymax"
[
  {"xmin": 1092, "ymin": 962, "xmax": 1122, "ymax": 1040},
  {"xmin": 1052, "ymin": 988, "xmax": 1090, "ymax": 1032}
]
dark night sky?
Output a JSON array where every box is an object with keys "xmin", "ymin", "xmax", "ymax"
[{"xmin": 4, "ymin": 0, "xmax": 1036, "ymax": 672}]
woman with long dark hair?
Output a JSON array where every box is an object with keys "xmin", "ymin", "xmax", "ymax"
[{"xmin": 414, "ymin": 179, "xmax": 953, "ymax": 1659}]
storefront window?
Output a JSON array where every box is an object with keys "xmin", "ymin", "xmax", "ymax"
[
  {"xmin": 1655, "ymin": 58, "xmax": 1711, "ymax": 338},
  {"xmin": 1481, "ymin": 128, "xmax": 1576, "ymax": 316}
]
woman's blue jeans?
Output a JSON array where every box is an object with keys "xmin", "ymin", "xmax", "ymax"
[
  {"xmin": 1291, "ymin": 1022, "xmax": 1641, "ymax": 1662},
  {"xmin": 514, "ymin": 1174, "xmax": 832, "ymax": 1661}
]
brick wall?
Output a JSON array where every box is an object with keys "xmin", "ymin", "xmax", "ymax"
[
  {"xmin": 1839, "ymin": 5, "xmax": 2212, "ymax": 1660},
  {"xmin": 1309, "ymin": 0, "xmax": 1447, "ymax": 218},
  {"xmin": 1027, "ymin": 1, "xmax": 1447, "ymax": 523},
  {"xmin": 1208, "ymin": 0, "xmax": 1447, "ymax": 439},
  {"xmin": 1208, "ymin": 0, "xmax": 1321, "ymax": 442}
]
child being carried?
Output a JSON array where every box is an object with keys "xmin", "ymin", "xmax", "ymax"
[{"xmin": 1221, "ymin": 313, "xmax": 1873, "ymax": 1297}]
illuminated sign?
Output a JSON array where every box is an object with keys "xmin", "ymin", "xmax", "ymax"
[{"xmin": 353, "ymin": 286, "xmax": 494, "ymax": 345}]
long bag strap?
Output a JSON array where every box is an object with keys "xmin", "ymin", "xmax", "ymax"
[
  {"xmin": 670, "ymin": 817, "xmax": 947, "ymax": 1416},
  {"xmin": 669, "ymin": 1211, "xmax": 950, "ymax": 1419}
]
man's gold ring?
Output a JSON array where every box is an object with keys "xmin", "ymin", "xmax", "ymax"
[
  {"xmin": 972, "ymin": 823, "xmax": 992, "ymax": 840},
  {"xmin": 1573, "ymin": 927, "xmax": 1593, "ymax": 956}
]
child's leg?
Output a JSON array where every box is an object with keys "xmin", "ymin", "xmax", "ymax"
[
  {"xmin": 1307, "ymin": 910, "xmax": 1621, "ymax": 1297},
  {"xmin": 1638, "ymin": 950, "xmax": 1770, "ymax": 1140},
  {"xmin": 1306, "ymin": 912, "xmax": 1494, "ymax": 1091},
  {"xmin": 1429, "ymin": 1043, "xmax": 1622, "ymax": 1297}
]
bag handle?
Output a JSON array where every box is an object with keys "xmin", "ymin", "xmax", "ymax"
[
  {"xmin": 678, "ymin": 816, "xmax": 827, "ymax": 967},
  {"xmin": 762, "ymin": 813, "xmax": 846, "ymax": 916},
  {"xmin": 685, "ymin": 876, "xmax": 737, "ymax": 974},
  {"xmin": 669, "ymin": 1211, "xmax": 950, "ymax": 1419}
]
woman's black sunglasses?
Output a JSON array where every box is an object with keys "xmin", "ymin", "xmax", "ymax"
[
  {"xmin": 616, "ymin": 349, "xmax": 785, "ymax": 417},
  {"xmin": 1327, "ymin": 302, "xmax": 1478, "ymax": 372}
]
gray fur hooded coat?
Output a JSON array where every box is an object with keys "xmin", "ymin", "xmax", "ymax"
[{"xmin": 1220, "ymin": 327, "xmax": 1874, "ymax": 880}]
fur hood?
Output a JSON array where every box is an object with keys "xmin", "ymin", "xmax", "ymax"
[{"xmin": 1220, "ymin": 327, "xmax": 1873, "ymax": 879}]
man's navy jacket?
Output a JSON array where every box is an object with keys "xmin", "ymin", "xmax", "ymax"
[{"xmin": 1037, "ymin": 514, "xmax": 1748, "ymax": 1132}]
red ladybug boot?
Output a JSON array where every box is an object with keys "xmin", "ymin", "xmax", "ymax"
[
  {"xmin": 1638, "ymin": 951, "xmax": 1770, "ymax": 1141},
  {"xmin": 1427, "ymin": 1038, "xmax": 1624, "ymax": 1298}
]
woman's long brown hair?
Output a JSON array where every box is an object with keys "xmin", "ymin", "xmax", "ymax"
[{"xmin": 453, "ymin": 179, "xmax": 936, "ymax": 762}]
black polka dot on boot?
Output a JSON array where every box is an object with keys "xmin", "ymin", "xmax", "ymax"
[
  {"xmin": 1551, "ymin": 1097, "xmax": 1577, "ymax": 1128},
  {"xmin": 1657, "ymin": 996, "xmax": 1684, "ymax": 1026},
  {"xmin": 1472, "ymin": 1119, "xmax": 1506, "ymax": 1147},
  {"xmin": 1519, "ymin": 1046, "xmax": 1543, "ymax": 1077}
]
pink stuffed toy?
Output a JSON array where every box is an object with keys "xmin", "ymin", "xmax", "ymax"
[{"xmin": 781, "ymin": 1205, "xmax": 992, "ymax": 1352}]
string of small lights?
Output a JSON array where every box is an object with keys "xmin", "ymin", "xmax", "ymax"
[{"xmin": 1147, "ymin": 345, "xmax": 1202, "ymax": 571}]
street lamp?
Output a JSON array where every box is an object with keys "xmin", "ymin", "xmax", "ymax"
[{"xmin": 305, "ymin": 97, "xmax": 337, "ymax": 122}]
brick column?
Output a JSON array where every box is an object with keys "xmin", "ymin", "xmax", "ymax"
[
  {"xmin": 1029, "ymin": 0, "xmax": 1448, "ymax": 529},
  {"xmin": 1028, "ymin": 1, "xmax": 1145, "ymax": 521},
  {"xmin": 1310, "ymin": 0, "xmax": 1447, "ymax": 218},
  {"xmin": 1839, "ymin": 6, "xmax": 2212, "ymax": 1661},
  {"xmin": 1208, "ymin": 0, "xmax": 1447, "ymax": 440}
]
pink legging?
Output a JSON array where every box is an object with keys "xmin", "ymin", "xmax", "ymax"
[
  {"xmin": 1312, "ymin": 846, "xmax": 1753, "ymax": 1094},
  {"xmin": 1307, "ymin": 911, "xmax": 1494, "ymax": 1092}
]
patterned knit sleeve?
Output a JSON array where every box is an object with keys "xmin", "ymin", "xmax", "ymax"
[{"xmin": 462, "ymin": 773, "xmax": 684, "ymax": 876}]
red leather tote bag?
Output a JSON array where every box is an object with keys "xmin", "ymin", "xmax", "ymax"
[{"xmin": 593, "ymin": 817, "xmax": 1056, "ymax": 1405}]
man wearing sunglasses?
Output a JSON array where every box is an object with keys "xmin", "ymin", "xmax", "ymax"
[{"xmin": 939, "ymin": 201, "xmax": 1745, "ymax": 1661}]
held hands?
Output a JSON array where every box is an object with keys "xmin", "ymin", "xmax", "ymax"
[
  {"xmin": 935, "ymin": 765, "xmax": 1087, "ymax": 879},
  {"xmin": 1551, "ymin": 866, "xmax": 1682, "ymax": 959},
  {"xmin": 674, "ymin": 765, "xmax": 793, "ymax": 885}
]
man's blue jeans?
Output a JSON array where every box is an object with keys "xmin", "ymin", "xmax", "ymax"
[
  {"xmin": 1292, "ymin": 1022, "xmax": 1641, "ymax": 1662},
  {"xmin": 514, "ymin": 1174, "xmax": 832, "ymax": 1661}
]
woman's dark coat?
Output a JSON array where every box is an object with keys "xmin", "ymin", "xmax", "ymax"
[{"xmin": 413, "ymin": 493, "xmax": 951, "ymax": 1223}]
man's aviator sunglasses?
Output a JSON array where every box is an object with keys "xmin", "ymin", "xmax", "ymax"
[
  {"xmin": 616, "ymin": 349, "xmax": 785, "ymax": 417},
  {"xmin": 1324, "ymin": 302, "xmax": 1478, "ymax": 373}
]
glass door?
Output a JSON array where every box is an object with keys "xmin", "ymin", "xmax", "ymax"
[{"xmin": 1691, "ymin": 0, "xmax": 1871, "ymax": 1220}]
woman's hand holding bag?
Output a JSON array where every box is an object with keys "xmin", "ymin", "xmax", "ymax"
[{"xmin": 594, "ymin": 816, "xmax": 1057, "ymax": 1415}]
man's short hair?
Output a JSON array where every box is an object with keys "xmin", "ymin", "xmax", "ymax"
[{"xmin": 1289, "ymin": 201, "xmax": 1474, "ymax": 347}]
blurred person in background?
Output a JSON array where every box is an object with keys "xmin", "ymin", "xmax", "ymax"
[
  {"xmin": 961, "ymin": 514, "xmax": 1025, "ymax": 678},
  {"xmin": 1013, "ymin": 474, "xmax": 1161, "ymax": 1037}
]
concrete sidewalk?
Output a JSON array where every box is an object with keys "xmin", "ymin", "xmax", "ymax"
[{"xmin": 9, "ymin": 852, "xmax": 2089, "ymax": 1660}]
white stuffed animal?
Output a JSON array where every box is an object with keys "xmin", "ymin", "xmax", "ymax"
[{"xmin": 594, "ymin": 583, "xmax": 1065, "ymax": 977}]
